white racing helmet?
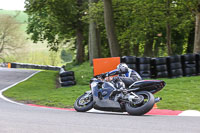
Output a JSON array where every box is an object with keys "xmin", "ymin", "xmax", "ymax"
[{"xmin": 117, "ymin": 63, "xmax": 129, "ymax": 73}]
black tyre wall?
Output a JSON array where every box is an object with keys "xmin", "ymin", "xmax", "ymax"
[
  {"xmin": 170, "ymin": 69, "xmax": 183, "ymax": 78},
  {"xmin": 121, "ymin": 56, "xmax": 136, "ymax": 64},
  {"xmin": 196, "ymin": 54, "xmax": 200, "ymax": 75},
  {"xmin": 184, "ymin": 68, "xmax": 196, "ymax": 76},
  {"xmin": 137, "ymin": 57, "xmax": 151, "ymax": 78},
  {"xmin": 121, "ymin": 56, "xmax": 138, "ymax": 71},
  {"xmin": 157, "ymin": 71, "xmax": 168, "ymax": 78},
  {"xmin": 127, "ymin": 64, "xmax": 137, "ymax": 70},
  {"xmin": 59, "ymin": 69, "xmax": 76, "ymax": 87},
  {"xmin": 167, "ymin": 55, "xmax": 183, "ymax": 78},
  {"xmin": 154, "ymin": 57, "xmax": 167, "ymax": 65},
  {"xmin": 61, "ymin": 81, "xmax": 76, "ymax": 87},
  {"xmin": 151, "ymin": 57, "xmax": 168, "ymax": 78},
  {"xmin": 181, "ymin": 54, "xmax": 197, "ymax": 76},
  {"xmin": 156, "ymin": 65, "xmax": 167, "ymax": 72},
  {"xmin": 137, "ymin": 57, "xmax": 151, "ymax": 64},
  {"xmin": 170, "ymin": 63, "xmax": 182, "ymax": 70},
  {"xmin": 139, "ymin": 64, "xmax": 150, "ymax": 71},
  {"xmin": 60, "ymin": 76, "xmax": 75, "ymax": 82},
  {"xmin": 60, "ymin": 71, "xmax": 74, "ymax": 77}
]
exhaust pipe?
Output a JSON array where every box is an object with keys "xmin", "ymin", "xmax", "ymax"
[{"xmin": 155, "ymin": 97, "xmax": 162, "ymax": 103}]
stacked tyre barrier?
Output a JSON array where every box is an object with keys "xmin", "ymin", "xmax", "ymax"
[
  {"xmin": 10, "ymin": 62, "xmax": 61, "ymax": 71},
  {"xmin": 0, "ymin": 63, "xmax": 8, "ymax": 67},
  {"xmin": 196, "ymin": 54, "xmax": 200, "ymax": 75},
  {"xmin": 136, "ymin": 57, "xmax": 151, "ymax": 79},
  {"xmin": 167, "ymin": 55, "xmax": 183, "ymax": 78},
  {"xmin": 121, "ymin": 56, "xmax": 137, "ymax": 70},
  {"xmin": 59, "ymin": 68, "xmax": 76, "ymax": 87},
  {"xmin": 151, "ymin": 57, "xmax": 168, "ymax": 78},
  {"xmin": 181, "ymin": 54, "xmax": 196, "ymax": 76},
  {"xmin": 121, "ymin": 54, "xmax": 200, "ymax": 79}
]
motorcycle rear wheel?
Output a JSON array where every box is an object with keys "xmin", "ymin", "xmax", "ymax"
[
  {"xmin": 74, "ymin": 93, "xmax": 94, "ymax": 112},
  {"xmin": 125, "ymin": 91, "xmax": 155, "ymax": 116}
]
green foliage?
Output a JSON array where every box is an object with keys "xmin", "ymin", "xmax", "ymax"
[
  {"xmin": 25, "ymin": 0, "xmax": 87, "ymax": 52},
  {"xmin": 60, "ymin": 49, "xmax": 73, "ymax": 63},
  {"xmin": 83, "ymin": 0, "xmax": 196, "ymax": 57},
  {"xmin": 65, "ymin": 62, "xmax": 93, "ymax": 85},
  {"xmin": 24, "ymin": 0, "xmax": 199, "ymax": 59}
]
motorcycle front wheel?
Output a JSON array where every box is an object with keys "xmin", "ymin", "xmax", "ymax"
[
  {"xmin": 74, "ymin": 93, "xmax": 94, "ymax": 112},
  {"xmin": 125, "ymin": 91, "xmax": 155, "ymax": 116}
]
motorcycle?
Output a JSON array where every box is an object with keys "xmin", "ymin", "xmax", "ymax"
[{"xmin": 74, "ymin": 73, "xmax": 165, "ymax": 115}]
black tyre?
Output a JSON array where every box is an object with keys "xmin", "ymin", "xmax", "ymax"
[
  {"xmin": 137, "ymin": 57, "xmax": 151, "ymax": 64},
  {"xmin": 157, "ymin": 71, "xmax": 168, "ymax": 78},
  {"xmin": 60, "ymin": 76, "xmax": 75, "ymax": 82},
  {"xmin": 11, "ymin": 63, "xmax": 17, "ymax": 68},
  {"xmin": 139, "ymin": 64, "xmax": 150, "ymax": 71},
  {"xmin": 140, "ymin": 71, "xmax": 151, "ymax": 78},
  {"xmin": 183, "ymin": 53, "xmax": 196, "ymax": 61},
  {"xmin": 60, "ymin": 71, "xmax": 74, "ymax": 77},
  {"xmin": 40, "ymin": 66, "xmax": 45, "ymax": 70},
  {"xmin": 185, "ymin": 68, "xmax": 196, "ymax": 76},
  {"xmin": 61, "ymin": 81, "xmax": 76, "ymax": 87},
  {"xmin": 170, "ymin": 69, "xmax": 183, "ymax": 77},
  {"xmin": 170, "ymin": 63, "xmax": 182, "ymax": 69},
  {"xmin": 125, "ymin": 91, "xmax": 155, "ymax": 116},
  {"xmin": 197, "ymin": 67, "xmax": 200, "ymax": 74},
  {"xmin": 74, "ymin": 93, "xmax": 94, "ymax": 112},
  {"xmin": 168, "ymin": 55, "xmax": 181, "ymax": 63},
  {"xmin": 121, "ymin": 56, "xmax": 136, "ymax": 64},
  {"xmin": 154, "ymin": 57, "xmax": 166, "ymax": 65},
  {"xmin": 156, "ymin": 65, "xmax": 167, "ymax": 72},
  {"xmin": 127, "ymin": 64, "xmax": 137, "ymax": 70},
  {"xmin": 184, "ymin": 61, "xmax": 196, "ymax": 68},
  {"xmin": 198, "ymin": 61, "xmax": 200, "ymax": 67}
]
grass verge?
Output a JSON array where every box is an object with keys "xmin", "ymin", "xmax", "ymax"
[
  {"xmin": 3, "ymin": 62, "xmax": 200, "ymax": 111},
  {"xmin": 3, "ymin": 62, "xmax": 93, "ymax": 108}
]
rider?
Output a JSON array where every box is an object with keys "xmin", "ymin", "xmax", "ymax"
[{"xmin": 104, "ymin": 63, "xmax": 142, "ymax": 88}]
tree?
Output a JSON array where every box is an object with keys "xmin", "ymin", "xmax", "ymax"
[
  {"xmin": 194, "ymin": 1, "xmax": 200, "ymax": 53},
  {"xmin": 166, "ymin": 0, "xmax": 173, "ymax": 56},
  {"xmin": 25, "ymin": 0, "xmax": 87, "ymax": 64},
  {"xmin": 88, "ymin": 0, "xmax": 101, "ymax": 65},
  {"xmin": 103, "ymin": 0, "xmax": 120, "ymax": 57},
  {"xmin": 0, "ymin": 14, "xmax": 25, "ymax": 61},
  {"xmin": 179, "ymin": 0, "xmax": 200, "ymax": 53}
]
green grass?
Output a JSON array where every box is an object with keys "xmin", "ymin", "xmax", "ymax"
[
  {"xmin": 3, "ymin": 62, "xmax": 93, "ymax": 108},
  {"xmin": 155, "ymin": 76, "xmax": 200, "ymax": 111},
  {"xmin": 3, "ymin": 62, "xmax": 200, "ymax": 111}
]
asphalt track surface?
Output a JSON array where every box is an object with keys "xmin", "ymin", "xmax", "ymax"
[{"xmin": 0, "ymin": 68, "xmax": 200, "ymax": 133}]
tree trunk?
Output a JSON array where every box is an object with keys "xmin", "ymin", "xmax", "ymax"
[
  {"xmin": 76, "ymin": 28, "xmax": 84, "ymax": 63},
  {"xmin": 89, "ymin": 0, "xmax": 101, "ymax": 65},
  {"xmin": 187, "ymin": 26, "xmax": 195, "ymax": 53},
  {"xmin": 103, "ymin": 0, "xmax": 120, "ymax": 57},
  {"xmin": 76, "ymin": 0, "xmax": 84, "ymax": 64},
  {"xmin": 154, "ymin": 38, "xmax": 161, "ymax": 57},
  {"xmin": 166, "ymin": 22, "xmax": 172, "ymax": 55},
  {"xmin": 193, "ymin": 12, "xmax": 200, "ymax": 53},
  {"xmin": 166, "ymin": 0, "xmax": 173, "ymax": 56},
  {"xmin": 144, "ymin": 33, "xmax": 154, "ymax": 57},
  {"xmin": 133, "ymin": 43, "xmax": 139, "ymax": 56}
]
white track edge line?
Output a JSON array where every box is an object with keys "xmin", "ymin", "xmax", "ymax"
[{"xmin": 0, "ymin": 71, "xmax": 40, "ymax": 105}]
